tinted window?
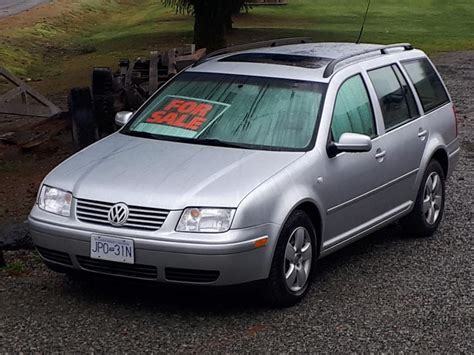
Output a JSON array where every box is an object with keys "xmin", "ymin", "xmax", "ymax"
[
  {"xmin": 403, "ymin": 59, "xmax": 449, "ymax": 112},
  {"xmin": 331, "ymin": 75, "xmax": 376, "ymax": 142},
  {"xmin": 368, "ymin": 65, "xmax": 419, "ymax": 131},
  {"xmin": 125, "ymin": 72, "xmax": 327, "ymax": 151}
]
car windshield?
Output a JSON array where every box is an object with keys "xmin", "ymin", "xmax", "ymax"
[{"xmin": 123, "ymin": 72, "xmax": 326, "ymax": 151}]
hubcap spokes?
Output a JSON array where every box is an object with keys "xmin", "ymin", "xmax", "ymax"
[
  {"xmin": 284, "ymin": 227, "xmax": 312, "ymax": 292},
  {"xmin": 423, "ymin": 172, "xmax": 443, "ymax": 225}
]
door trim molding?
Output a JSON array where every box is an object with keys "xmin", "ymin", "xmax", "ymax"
[
  {"xmin": 321, "ymin": 201, "xmax": 413, "ymax": 256},
  {"xmin": 326, "ymin": 168, "xmax": 418, "ymax": 215}
]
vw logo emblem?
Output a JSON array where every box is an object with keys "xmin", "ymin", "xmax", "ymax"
[{"xmin": 108, "ymin": 203, "xmax": 129, "ymax": 227}]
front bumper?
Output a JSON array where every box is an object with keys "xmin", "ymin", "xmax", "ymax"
[{"xmin": 28, "ymin": 207, "xmax": 280, "ymax": 286}]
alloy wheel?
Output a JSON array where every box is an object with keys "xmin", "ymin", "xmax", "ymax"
[
  {"xmin": 423, "ymin": 172, "xmax": 443, "ymax": 225},
  {"xmin": 284, "ymin": 226, "xmax": 312, "ymax": 293}
]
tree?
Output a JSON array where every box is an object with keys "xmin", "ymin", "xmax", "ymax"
[{"xmin": 161, "ymin": 0, "xmax": 248, "ymax": 51}]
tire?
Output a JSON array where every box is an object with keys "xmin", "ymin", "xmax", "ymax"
[
  {"xmin": 122, "ymin": 85, "xmax": 147, "ymax": 111},
  {"xmin": 92, "ymin": 67, "xmax": 115, "ymax": 135},
  {"xmin": 263, "ymin": 210, "xmax": 317, "ymax": 307},
  {"xmin": 401, "ymin": 159, "xmax": 446, "ymax": 237},
  {"xmin": 68, "ymin": 87, "xmax": 99, "ymax": 150}
]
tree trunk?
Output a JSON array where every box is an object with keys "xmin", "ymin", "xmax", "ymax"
[
  {"xmin": 225, "ymin": 16, "xmax": 233, "ymax": 34},
  {"xmin": 193, "ymin": 2, "xmax": 227, "ymax": 51}
]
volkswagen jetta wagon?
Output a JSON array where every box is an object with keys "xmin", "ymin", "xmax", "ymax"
[{"xmin": 29, "ymin": 40, "xmax": 460, "ymax": 306}]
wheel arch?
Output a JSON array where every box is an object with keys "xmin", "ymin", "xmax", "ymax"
[
  {"xmin": 280, "ymin": 199, "xmax": 323, "ymax": 258},
  {"xmin": 430, "ymin": 148, "xmax": 449, "ymax": 178},
  {"xmin": 415, "ymin": 133, "xmax": 449, "ymax": 194}
]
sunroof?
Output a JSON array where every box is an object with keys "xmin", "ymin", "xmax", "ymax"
[{"xmin": 219, "ymin": 53, "xmax": 331, "ymax": 69}]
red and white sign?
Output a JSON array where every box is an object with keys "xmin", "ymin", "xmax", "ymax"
[{"xmin": 145, "ymin": 96, "xmax": 229, "ymax": 133}]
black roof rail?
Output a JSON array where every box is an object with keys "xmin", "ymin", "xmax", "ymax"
[
  {"xmin": 193, "ymin": 37, "xmax": 312, "ymax": 67},
  {"xmin": 323, "ymin": 43, "xmax": 413, "ymax": 78}
]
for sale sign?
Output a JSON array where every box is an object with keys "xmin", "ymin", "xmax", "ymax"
[{"xmin": 144, "ymin": 95, "xmax": 230, "ymax": 134}]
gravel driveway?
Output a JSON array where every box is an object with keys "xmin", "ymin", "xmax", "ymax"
[
  {"xmin": 0, "ymin": 0, "xmax": 49, "ymax": 18},
  {"xmin": 0, "ymin": 52, "xmax": 472, "ymax": 353}
]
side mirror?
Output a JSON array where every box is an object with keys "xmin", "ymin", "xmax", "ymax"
[
  {"xmin": 115, "ymin": 111, "xmax": 133, "ymax": 127},
  {"xmin": 332, "ymin": 133, "xmax": 372, "ymax": 154}
]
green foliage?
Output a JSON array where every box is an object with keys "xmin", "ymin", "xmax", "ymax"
[
  {"xmin": 161, "ymin": 0, "xmax": 248, "ymax": 15},
  {"xmin": 0, "ymin": 162, "xmax": 18, "ymax": 173},
  {"xmin": 1, "ymin": 260, "xmax": 27, "ymax": 275},
  {"xmin": 160, "ymin": 0, "xmax": 249, "ymax": 49}
]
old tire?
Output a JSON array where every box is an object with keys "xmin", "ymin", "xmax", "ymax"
[
  {"xmin": 68, "ymin": 87, "xmax": 98, "ymax": 149},
  {"xmin": 401, "ymin": 160, "xmax": 446, "ymax": 237},
  {"xmin": 263, "ymin": 210, "xmax": 317, "ymax": 307},
  {"xmin": 121, "ymin": 86, "xmax": 147, "ymax": 111},
  {"xmin": 92, "ymin": 67, "xmax": 115, "ymax": 134}
]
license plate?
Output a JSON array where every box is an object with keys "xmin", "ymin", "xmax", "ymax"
[{"xmin": 90, "ymin": 235, "xmax": 134, "ymax": 264}]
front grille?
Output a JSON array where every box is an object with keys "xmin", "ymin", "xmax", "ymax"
[
  {"xmin": 76, "ymin": 256, "xmax": 158, "ymax": 280},
  {"xmin": 36, "ymin": 247, "xmax": 73, "ymax": 265},
  {"xmin": 76, "ymin": 198, "xmax": 169, "ymax": 231},
  {"xmin": 165, "ymin": 268, "xmax": 220, "ymax": 283}
]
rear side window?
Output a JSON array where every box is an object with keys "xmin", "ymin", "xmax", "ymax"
[
  {"xmin": 403, "ymin": 59, "xmax": 449, "ymax": 112},
  {"xmin": 331, "ymin": 75, "xmax": 376, "ymax": 142},
  {"xmin": 368, "ymin": 64, "xmax": 419, "ymax": 131}
]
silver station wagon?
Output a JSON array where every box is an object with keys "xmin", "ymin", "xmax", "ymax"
[{"xmin": 29, "ymin": 40, "xmax": 459, "ymax": 306}]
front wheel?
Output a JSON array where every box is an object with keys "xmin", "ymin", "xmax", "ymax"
[
  {"xmin": 401, "ymin": 160, "xmax": 445, "ymax": 237},
  {"xmin": 263, "ymin": 210, "xmax": 317, "ymax": 307}
]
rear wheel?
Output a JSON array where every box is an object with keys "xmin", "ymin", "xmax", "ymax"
[
  {"xmin": 263, "ymin": 210, "xmax": 317, "ymax": 307},
  {"xmin": 401, "ymin": 160, "xmax": 445, "ymax": 237}
]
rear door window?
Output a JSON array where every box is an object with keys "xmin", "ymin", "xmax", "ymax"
[
  {"xmin": 331, "ymin": 74, "xmax": 376, "ymax": 142},
  {"xmin": 368, "ymin": 64, "xmax": 419, "ymax": 131},
  {"xmin": 402, "ymin": 58, "xmax": 449, "ymax": 112}
]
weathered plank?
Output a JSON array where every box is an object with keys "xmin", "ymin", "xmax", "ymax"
[{"xmin": 0, "ymin": 67, "xmax": 61, "ymax": 118}]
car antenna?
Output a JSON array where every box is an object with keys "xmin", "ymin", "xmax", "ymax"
[{"xmin": 355, "ymin": 0, "xmax": 371, "ymax": 44}]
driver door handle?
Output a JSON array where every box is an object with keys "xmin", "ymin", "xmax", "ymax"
[
  {"xmin": 418, "ymin": 128, "xmax": 428, "ymax": 138},
  {"xmin": 375, "ymin": 149, "xmax": 386, "ymax": 160}
]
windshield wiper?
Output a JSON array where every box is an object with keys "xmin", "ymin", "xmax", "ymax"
[
  {"xmin": 125, "ymin": 131, "xmax": 250, "ymax": 149},
  {"xmin": 125, "ymin": 131, "xmax": 159, "ymax": 139},
  {"xmin": 195, "ymin": 138, "xmax": 250, "ymax": 149}
]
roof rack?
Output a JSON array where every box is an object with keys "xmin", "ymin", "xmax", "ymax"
[
  {"xmin": 323, "ymin": 43, "xmax": 413, "ymax": 78},
  {"xmin": 193, "ymin": 37, "xmax": 312, "ymax": 67}
]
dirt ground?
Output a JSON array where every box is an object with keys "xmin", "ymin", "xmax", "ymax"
[{"xmin": 0, "ymin": 133, "xmax": 72, "ymax": 224}]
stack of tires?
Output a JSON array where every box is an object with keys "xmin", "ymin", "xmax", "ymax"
[
  {"xmin": 68, "ymin": 68, "xmax": 116, "ymax": 149},
  {"xmin": 68, "ymin": 87, "xmax": 98, "ymax": 149},
  {"xmin": 92, "ymin": 68, "xmax": 116, "ymax": 135}
]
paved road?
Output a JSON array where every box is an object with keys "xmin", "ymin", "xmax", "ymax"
[
  {"xmin": 0, "ymin": 52, "xmax": 472, "ymax": 353},
  {"xmin": 0, "ymin": 0, "xmax": 49, "ymax": 18}
]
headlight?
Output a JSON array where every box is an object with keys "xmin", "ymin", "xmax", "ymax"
[
  {"xmin": 176, "ymin": 208, "xmax": 235, "ymax": 233},
  {"xmin": 38, "ymin": 185, "xmax": 72, "ymax": 217}
]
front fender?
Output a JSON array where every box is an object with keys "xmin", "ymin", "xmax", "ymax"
[{"xmin": 232, "ymin": 153, "xmax": 325, "ymax": 234}]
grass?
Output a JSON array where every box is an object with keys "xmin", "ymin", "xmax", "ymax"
[
  {"xmin": 0, "ymin": 251, "xmax": 42, "ymax": 276},
  {"xmin": 0, "ymin": 0, "xmax": 472, "ymax": 95},
  {"xmin": 1, "ymin": 259, "xmax": 28, "ymax": 276},
  {"xmin": 0, "ymin": 161, "xmax": 18, "ymax": 172},
  {"xmin": 236, "ymin": 0, "xmax": 474, "ymax": 51}
]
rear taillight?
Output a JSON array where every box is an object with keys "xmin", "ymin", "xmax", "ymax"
[{"xmin": 453, "ymin": 105, "xmax": 459, "ymax": 137}]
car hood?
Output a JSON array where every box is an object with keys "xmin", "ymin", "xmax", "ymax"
[{"xmin": 44, "ymin": 133, "xmax": 304, "ymax": 210}]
